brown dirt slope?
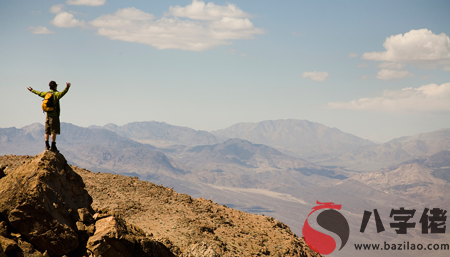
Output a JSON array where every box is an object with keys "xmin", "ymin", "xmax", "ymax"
[{"xmin": 1, "ymin": 154, "xmax": 320, "ymax": 257}]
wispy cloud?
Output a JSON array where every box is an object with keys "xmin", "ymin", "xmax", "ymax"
[
  {"xmin": 302, "ymin": 71, "xmax": 329, "ymax": 82},
  {"xmin": 29, "ymin": 26, "xmax": 55, "ymax": 34},
  {"xmin": 328, "ymin": 83, "xmax": 450, "ymax": 112},
  {"xmin": 51, "ymin": 12, "xmax": 85, "ymax": 27},
  {"xmin": 66, "ymin": 0, "xmax": 106, "ymax": 6},
  {"xmin": 168, "ymin": 0, "xmax": 250, "ymax": 20},
  {"xmin": 348, "ymin": 53, "xmax": 357, "ymax": 58},
  {"xmin": 357, "ymin": 63, "xmax": 369, "ymax": 68},
  {"xmin": 50, "ymin": 4, "xmax": 64, "ymax": 14},
  {"xmin": 375, "ymin": 69, "xmax": 415, "ymax": 81},
  {"xmin": 226, "ymin": 49, "xmax": 246, "ymax": 57},
  {"xmin": 360, "ymin": 75, "xmax": 370, "ymax": 80},
  {"xmin": 376, "ymin": 62, "xmax": 406, "ymax": 69},
  {"xmin": 87, "ymin": 1, "xmax": 264, "ymax": 51}
]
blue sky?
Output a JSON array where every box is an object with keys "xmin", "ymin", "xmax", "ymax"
[{"xmin": 1, "ymin": 0, "xmax": 449, "ymax": 142}]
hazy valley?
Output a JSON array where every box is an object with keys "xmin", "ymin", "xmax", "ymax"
[{"xmin": 1, "ymin": 119, "xmax": 449, "ymax": 256}]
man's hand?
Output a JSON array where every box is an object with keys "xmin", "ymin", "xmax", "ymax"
[
  {"xmin": 27, "ymin": 87, "xmax": 33, "ymax": 92},
  {"xmin": 66, "ymin": 82, "xmax": 71, "ymax": 87}
]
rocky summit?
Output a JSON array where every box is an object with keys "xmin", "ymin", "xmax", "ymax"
[
  {"xmin": 0, "ymin": 152, "xmax": 321, "ymax": 257},
  {"xmin": 0, "ymin": 151, "xmax": 174, "ymax": 257}
]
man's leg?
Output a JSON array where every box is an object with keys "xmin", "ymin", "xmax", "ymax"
[
  {"xmin": 45, "ymin": 134, "xmax": 50, "ymax": 150},
  {"xmin": 50, "ymin": 133, "xmax": 58, "ymax": 152},
  {"xmin": 49, "ymin": 116, "xmax": 60, "ymax": 152},
  {"xmin": 45, "ymin": 116, "xmax": 51, "ymax": 151}
]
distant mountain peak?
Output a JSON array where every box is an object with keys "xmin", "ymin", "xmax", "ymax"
[
  {"xmin": 103, "ymin": 123, "xmax": 118, "ymax": 129},
  {"xmin": 212, "ymin": 119, "xmax": 375, "ymax": 160},
  {"xmin": 99, "ymin": 121, "xmax": 223, "ymax": 147}
]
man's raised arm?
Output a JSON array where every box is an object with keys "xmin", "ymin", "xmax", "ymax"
[
  {"xmin": 27, "ymin": 87, "xmax": 46, "ymax": 97},
  {"xmin": 55, "ymin": 82, "xmax": 71, "ymax": 99}
]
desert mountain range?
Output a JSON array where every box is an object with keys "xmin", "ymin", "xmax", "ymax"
[
  {"xmin": 3, "ymin": 119, "xmax": 448, "ymax": 169},
  {"xmin": 1, "ymin": 119, "xmax": 449, "ymax": 256}
]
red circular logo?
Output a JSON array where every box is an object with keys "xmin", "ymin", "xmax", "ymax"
[{"xmin": 303, "ymin": 201, "xmax": 350, "ymax": 255}]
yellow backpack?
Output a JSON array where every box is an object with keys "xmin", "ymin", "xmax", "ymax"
[{"xmin": 42, "ymin": 92, "xmax": 55, "ymax": 112}]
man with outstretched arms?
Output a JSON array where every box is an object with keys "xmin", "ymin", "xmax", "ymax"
[{"xmin": 27, "ymin": 81, "xmax": 71, "ymax": 152}]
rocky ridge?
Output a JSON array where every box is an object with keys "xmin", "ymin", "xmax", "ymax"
[
  {"xmin": 348, "ymin": 163, "xmax": 450, "ymax": 202},
  {"xmin": 0, "ymin": 153, "xmax": 321, "ymax": 257},
  {"xmin": 336, "ymin": 128, "xmax": 450, "ymax": 164},
  {"xmin": 0, "ymin": 152, "xmax": 176, "ymax": 257}
]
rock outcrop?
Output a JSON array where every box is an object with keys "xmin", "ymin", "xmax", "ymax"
[
  {"xmin": 0, "ymin": 152, "xmax": 321, "ymax": 257},
  {"xmin": 85, "ymin": 213, "xmax": 173, "ymax": 257},
  {"xmin": 0, "ymin": 151, "xmax": 173, "ymax": 257},
  {"xmin": 0, "ymin": 151, "xmax": 91, "ymax": 255}
]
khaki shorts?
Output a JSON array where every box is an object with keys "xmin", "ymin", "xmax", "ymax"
[{"xmin": 45, "ymin": 116, "xmax": 60, "ymax": 135}]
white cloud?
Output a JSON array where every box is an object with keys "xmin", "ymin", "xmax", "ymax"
[
  {"xmin": 328, "ymin": 83, "xmax": 450, "ymax": 112},
  {"xmin": 29, "ymin": 26, "xmax": 54, "ymax": 34},
  {"xmin": 50, "ymin": 4, "xmax": 64, "ymax": 14},
  {"xmin": 66, "ymin": 0, "xmax": 105, "ymax": 6},
  {"xmin": 51, "ymin": 12, "xmax": 85, "ymax": 27},
  {"xmin": 90, "ymin": 7, "xmax": 155, "ymax": 27},
  {"xmin": 375, "ymin": 69, "xmax": 415, "ymax": 81},
  {"xmin": 168, "ymin": 0, "xmax": 249, "ymax": 20},
  {"xmin": 376, "ymin": 62, "xmax": 406, "ymax": 69},
  {"xmin": 348, "ymin": 53, "xmax": 357, "ymax": 58},
  {"xmin": 89, "ymin": 3, "xmax": 264, "ymax": 51},
  {"xmin": 444, "ymin": 66, "xmax": 450, "ymax": 71},
  {"xmin": 362, "ymin": 29, "xmax": 450, "ymax": 65},
  {"xmin": 302, "ymin": 71, "xmax": 329, "ymax": 82}
]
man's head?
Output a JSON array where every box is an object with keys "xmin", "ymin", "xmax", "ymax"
[{"xmin": 49, "ymin": 81, "xmax": 57, "ymax": 90}]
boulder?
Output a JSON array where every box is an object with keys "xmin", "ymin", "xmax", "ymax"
[
  {"xmin": 180, "ymin": 242, "xmax": 219, "ymax": 257},
  {"xmin": 0, "ymin": 151, "xmax": 93, "ymax": 255},
  {"xmin": 0, "ymin": 222, "xmax": 7, "ymax": 237},
  {"xmin": 0, "ymin": 235, "xmax": 18, "ymax": 254},
  {"xmin": 87, "ymin": 215, "xmax": 175, "ymax": 257},
  {"xmin": 0, "ymin": 166, "xmax": 5, "ymax": 180}
]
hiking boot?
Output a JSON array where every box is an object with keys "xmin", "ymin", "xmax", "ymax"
[
  {"xmin": 45, "ymin": 141, "xmax": 50, "ymax": 151},
  {"xmin": 50, "ymin": 142, "xmax": 59, "ymax": 153}
]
